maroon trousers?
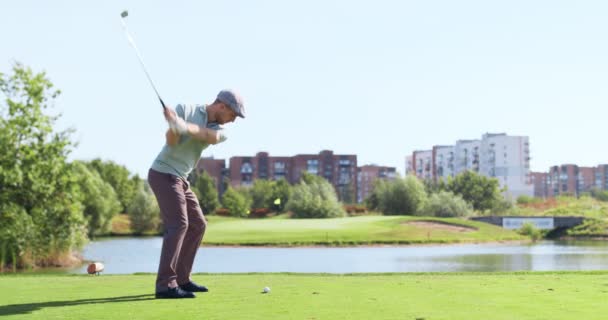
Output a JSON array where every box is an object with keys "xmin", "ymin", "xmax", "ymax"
[{"xmin": 148, "ymin": 169, "xmax": 207, "ymax": 292}]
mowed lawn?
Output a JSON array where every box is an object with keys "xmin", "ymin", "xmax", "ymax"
[
  {"xmin": 203, "ymin": 215, "xmax": 525, "ymax": 245},
  {"xmin": 1, "ymin": 272, "xmax": 608, "ymax": 320}
]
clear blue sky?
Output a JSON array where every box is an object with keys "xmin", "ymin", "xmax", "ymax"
[{"xmin": 2, "ymin": 1, "xmax": 608, "ymax": 178}]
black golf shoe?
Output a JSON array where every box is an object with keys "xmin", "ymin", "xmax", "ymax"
[
  {"xmin": 155, "ymin": 287, "xmax": 196, "ymax": 299},
  {"xmin": 179, "ymin": 281, "xmax": 209, "ymax": 293}
]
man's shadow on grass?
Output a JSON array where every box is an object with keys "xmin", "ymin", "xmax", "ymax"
[{"xmin": 0, "ymin": 294, "xmax": 155, "ymax": 316}]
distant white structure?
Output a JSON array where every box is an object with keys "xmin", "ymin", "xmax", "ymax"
[
  {"xmin": 433, "ymin": 145, "xmax": 455, "ymax": 181},
  {"xmin": 479, "ymin": 133, "xmax": 532, "ymax": 198},
  {"xmin": 405, "ymin": 133, "xmax": 533, "ymax": 198},
  {"xmin": 411, "ymin": 150, "xmax": 433, "ymax": 180},
  {"xmin": 454, "ymin": 139, "xmax": 481, "ymax": 173}
]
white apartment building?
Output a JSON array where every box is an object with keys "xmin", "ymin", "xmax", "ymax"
[
  {"xmin": 405, "ymin": 155, "xmax": 414, "ymax": 175},
  {"xmin": 412, "ymin": 150, "xmax": 433, "ymax": 180},
  {"xmin": 405, "ymin": 133, "xmax": 533, "ymax": 198},
  {"xmin": 433, "ymin": 145, "xmax": 455, "ymax": 181},
  {"xmin": 454, "ymin": 139, "xmax": 481, "ymax": 173},
  {"xmin": 478, "ymin": 133, "xmax": 532, "ymax": 198}
]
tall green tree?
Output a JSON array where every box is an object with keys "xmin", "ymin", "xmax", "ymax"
[
  {"xmin": 250, "ymin": 179, "xmax": 274, "ymax": 209},
  {"xmin": 0, "ymin": 63, "xmax": 86, "ymax": 268},
  {"xmin": 128, "ymin": 183, "xmax": 161, "ymax": 235},
  {"xmin": 222, "ymin": 186, "xmax": 252, "ymax": 218},
  {"xmin": 71, "ymin": 161, "xmax": 121, "ymax": 236},
  {"xmin": 86, "ymin": 159, "xmax": 139, "ymax": 214},
  {"xmin": 270, "ymin": 178, "xmax": 292, "ymax": 212},
  {"xmin": 446, "ymin": 171, "xmax": 503, "ymax": 212},
  {"xmin": 191, "ymin": 170, "xmax": 220, "ymax": 214},
  {"xmin": 287, "ymin": 172, "xmax": 346, "ymax": 218},
  {"xmin": 368, "ymin": 175, "xmax": 428, "ymax": 215}
]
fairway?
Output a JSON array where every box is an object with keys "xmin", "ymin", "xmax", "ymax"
[
  {"xmin": 203, "ymin": 215, "xmax": 525, "ymax": 246},
  {"xmin": 1, "ymin": 272, "xmax": 607, "ymax": 319}
]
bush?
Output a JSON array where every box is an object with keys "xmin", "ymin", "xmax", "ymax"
[
  {"xmin": 518, "ymin": 222, "xmax": 544, "ymax": 241},
  {"xmin": 517, "ymin": 195, "xmax": 542, "ymax": 205},
  {"xmin": 249, "ymin": 207, "xmax": 272, "ymax": 218},
  {"xmin": 368, "ymin": 175, "xmax": 427, "ymax": 215},
  {"xmin": 127, "ymin": 184, "xmax": 160, "ymax": 235},
  {"xmin": 590, "ymin": 188, "xmax": 608, "ymax": 202},
  {"xmin": 287, "ymin": 172, "xmax": 346, "ymax": 218},
  {"xmin": 190, "ymin": 170, "xmax": 221, "ymax": 214},
  {"xmin": 421, "ymin": 191, "xmax": 473, "ymax": 217},
  {"xmin": 344, "ymin": 205, "xmax": 368, "ymax": 215},
  {"xmin": 222, "ymin": 187, "xmax": 252, "ymax": 218}
]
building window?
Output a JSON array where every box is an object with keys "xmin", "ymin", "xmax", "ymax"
[{"xmin": 307, "ymin": 159, "xmax": 319, "ymax": 174}]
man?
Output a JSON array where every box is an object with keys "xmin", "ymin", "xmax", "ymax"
[{"xmin": 148, "ymin": 89, "xmax": 245, "ymax": 299}]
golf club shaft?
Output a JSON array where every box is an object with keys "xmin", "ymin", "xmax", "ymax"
[{"xmin": 120, "ymin": 17, "xmax": 166, "ymax": 109}]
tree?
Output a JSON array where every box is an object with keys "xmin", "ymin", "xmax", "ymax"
[
  {"xmin": 367, "ymin": 175, "xmax": 427, "ymax": 215},
  {"xmin": 191, "ymin": 171, "xmax": 220, "ymax": 214},
  {"xmin": 421, "ymin": 191, "xmax": 473, "ymax": 217},
  {"xmin": 250, "ymin": 179, "xmax": 274, "ymax": 209},
  {"xmin": 222, "ymin": 186, "xmax": 252, "ymax": 217},
  {"xmin": 270, "ymin": 179, "xmax": 292, "ymax": 212},
  {"xmin": 128, "ymin": 183, "xmax": 161, "ymax": 235},
  {"xmin": 72, "ymin": 161, "xmax": 121, "ymax": 236},
  {"xmin": 287, "ymin": 172, "xmax": 346, "ymax": 218},
  {"xmin": 446, "ymin": 171, "xmax": 503, "ymax": 212},
  {"xmin": 86, "ymin": 159, "xmax": 139, "ymax": 214},
  {"xmin": 0, "ymin": 63, "xmax": 87, "ymax": 268}
]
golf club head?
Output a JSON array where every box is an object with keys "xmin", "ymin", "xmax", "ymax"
[{"xmin": 121, "ymin": 10, "xmax": 128, "ymax": 18}]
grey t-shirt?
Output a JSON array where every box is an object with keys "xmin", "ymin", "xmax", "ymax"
[{"xmin": 151, "ymin": 104, "xmax": 225, "ymax": 179}]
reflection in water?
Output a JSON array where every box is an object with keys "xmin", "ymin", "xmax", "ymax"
[{"xmin": 60, "ymin": 238, "xmax": 608, "ymax": 274}]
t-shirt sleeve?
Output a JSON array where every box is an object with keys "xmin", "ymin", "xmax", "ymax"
[{"xmin": 175, "ymin": 104, "xmax": 186, "ymax": 120}]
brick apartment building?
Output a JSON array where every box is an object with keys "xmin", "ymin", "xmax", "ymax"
[
  {"xmin": 195, "ymin": 157, "xmax": 229, "ymax": 196},
  {"xmin": 532, "ymin": 164, "xmax": 608, "ymax": 198},
  {"xmin": 195, "ymin": 151, "xmax": 396, "ymax": 203},
  {"xmin": 229, "ymin": 150, "xmax": 358, "ymax": 202},
  {"xmin": 357, "ymin": 165, "xmax": 397, "ymax": 202}
]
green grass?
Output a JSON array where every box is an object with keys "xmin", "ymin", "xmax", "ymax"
[
  {"xmin": 1, "ymin": 272, "xmax": 608, "ymax": 319},
  {"xmin": 204, "ymin": 215, "xmax": 525, "ymax": 246}
]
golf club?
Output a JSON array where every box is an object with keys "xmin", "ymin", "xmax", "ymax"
[{"xmin": 120, "ymin": 10, "xmax": 166, "ymax": 109}]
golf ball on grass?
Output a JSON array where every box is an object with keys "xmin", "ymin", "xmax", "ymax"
[{"xmin": 263, "ymin": 286, "xmax": 270, "ymax": 293}]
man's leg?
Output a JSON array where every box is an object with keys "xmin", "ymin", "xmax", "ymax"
[
  {"xmin": 176, "ymin": 187, "xmax": 207, "ymax": 285},
  {"xmin": 148, "ymin": 169, "xmax": 189, "ymax": 292}
]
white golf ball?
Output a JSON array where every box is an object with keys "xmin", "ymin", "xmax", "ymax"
[{"xmin": 263, "ymin": 286, "xmax": 270, "ymax": 293}]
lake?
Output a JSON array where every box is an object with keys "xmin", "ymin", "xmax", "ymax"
[{"xmin": 66, "ymin": 237, "xmax": 608, "ymax": 274}]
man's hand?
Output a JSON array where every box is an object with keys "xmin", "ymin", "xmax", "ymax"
[
  {"xmin": 164, "ymin": 106, "xmax": 188, "ymax": 134},
  {"xmin": 163, "ymin": 106, "xmax": 177, "ymax": 123}
]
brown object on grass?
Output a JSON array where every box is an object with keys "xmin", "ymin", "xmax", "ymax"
[{"xmin": 87, "ymin": 262, "xmax": 105, "ymax": 275}]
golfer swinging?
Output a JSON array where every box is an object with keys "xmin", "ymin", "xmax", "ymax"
[{"xmin": 148, "ymin": 89, "xmax": 245, "ymax": 299}]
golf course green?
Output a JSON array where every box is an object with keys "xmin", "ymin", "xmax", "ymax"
[{"xmin": 203, "ymin": 215, "xmax": 526, "ymax": 246}]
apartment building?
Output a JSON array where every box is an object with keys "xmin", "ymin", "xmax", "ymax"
[
  {"xmin": 454, "ymin": 139, "xmax": 481, "ymax": 173},
  {"xmin": 596, "ymin": 165, "xmax": 608, "ymax": 190},
  {"xmin": 195, "ymin": 157, "xmax": 228, "ymax": 196},
  {"xmin": 478, "ymin": 133, "xmax": 532, "ymax": 198},
  {"xmin": 229, "ymin": 150, "xmax": 358, "ymax": 202},
  {"xmin": 405, "ymin": 133, "xmax": 533, "ymax": 198},
  {"xmin": 530, "ymin": 172, "xmax": 548, "ymax": 198},
  {"xmin": 541, "ymin": 164, "xmax": 608, "ymax": 197},
  {"xmin": 411, "ymin": 150, "xmax": 433, "ymax": 180},
  {"xmin": 432, "ymin": 145, "xmax": 455, "ymax": 182},
  {"xmin": 357, "ymin": 165, "xmax": 397, "ymax": 202}
]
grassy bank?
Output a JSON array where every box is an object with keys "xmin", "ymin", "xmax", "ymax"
[
  {"xmin": 202, "ymin": 215, "xmax": 525, "ymax": 246},
  {"xmin": 1, "ymin": 272, "xmax": 607, "ymax": 319}
]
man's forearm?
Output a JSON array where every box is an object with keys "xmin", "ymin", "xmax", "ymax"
[
  {"xmin": 168, "ymin": 116, "xmax": 221, "ymax": 144},
  {"xmin": 185, "ymin": 123, "xmax": 221, "ymax": 144}
]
